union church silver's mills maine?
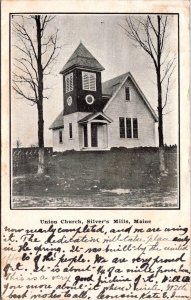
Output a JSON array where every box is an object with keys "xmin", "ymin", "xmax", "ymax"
[{"xmin": 50, "ymin": 42, "xmax": 158, "ymax": 151}]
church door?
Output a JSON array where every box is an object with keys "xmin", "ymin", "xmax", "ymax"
[{"xmin": 91, "ymin": 123, "xmax": 98, "ymax": 147}]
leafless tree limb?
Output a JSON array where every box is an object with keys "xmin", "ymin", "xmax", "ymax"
[
  {"xmin": 119, "ymin": 15, "xmax": 176, "ymax": 147},
  {"xmin": 12, "ymin": 14, "xmax": 61, "ymax": 172},
  {"xmin": 161, "ymin": 56, "xmax": 176, "ymax": 83},
  {"xmin": 162, "ymin": 64, "xmax": 176, "ymax": 110},
  {"xmin": 12, "ymin": 14, "xmax": 60, "ymax": 104},
  {"xmin": 160, "ymin": 16, "xmax": 168, "ymax": 52}
]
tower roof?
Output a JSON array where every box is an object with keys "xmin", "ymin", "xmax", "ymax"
[{"xmin": 60, "ymin": 42, "xmax": 104, "ymax": 74}]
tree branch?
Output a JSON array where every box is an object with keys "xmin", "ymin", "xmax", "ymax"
[
  {"xmin": 161, "ymin": 57, "xmax": 176, "ymax": 83},
  {"xmin": 12, "ymin": 15, "xmax": 60, "ymax": 104},
  {"xmin": 162, "ymin": 64, "xmax": 176, "ymax": 110},
  {"xmin": 13, "ymin": 20, "xmax": 38, "ymax": 61},
  {"xmin": 148, "ymin": 16, "xmax": 158, "ymax": 37},
  {"xmin": 160, "ymin": 16, "xmax": 168, "ymax": 52},
  {"xmin": 12, "ymin": 83, "xmax": 37, "ymax": 103},
  {"xmin": 42, "ymin": 29, "xmax": 60, "ymax": 71},
  {"xmin": 120, "ymin": 17, "xmax": 158, "ymax": 70}
]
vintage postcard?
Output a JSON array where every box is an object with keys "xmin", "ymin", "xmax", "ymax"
[
  {"xmin": 10, "ymin": 13, "xmax": 179, "ymax": 209},
  {"xmin": 1, "ymin": 0, "xmax": 190, "ymax": 299}
]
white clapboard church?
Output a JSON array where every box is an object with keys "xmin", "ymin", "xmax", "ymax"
[{"xmin": 50, "ymin": 42, "xmax": 158, "ymax": 151}]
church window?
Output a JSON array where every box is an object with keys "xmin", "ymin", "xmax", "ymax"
[
  {"xmin": 82, "ymin": 71, "xmax": 96, "ymax": 91},
  {"xmin": 119, "ymin": 117, "xmax": 138, "ymax": 139},
  {"xmin": 85, "ymin": 94, "xmax": 95, "ymax": 105},
  {"xmin": 119, "ymin": 117, "xmax": 125, "ymax": 138},
  {"xmin": 126, "ymin": 118, "xmax": 132, "ymax": 138},
  {"xmin": 59, "ymin": 130, "xmax": 63, "ymax": 143},
  {"xmin": 69, "ymin": 123, "xmax": 73, "ymax": 139},
  {"xmin": 133, "ymin": 118, "xmax": 138, "ymax": 138},
  {"xmin": 65, "ymin": 73, "xmax": 73, "ymax": 93},
  {"xmin": 125, "ymin": 87, "xmax": 130, "ymax": 101}
]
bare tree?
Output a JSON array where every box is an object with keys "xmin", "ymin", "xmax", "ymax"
[
  {"xmin": 12, "ymin": 15, "xmax": 61, "ymax": 174},
  {"xmin": 120, "ymin": 15, "xmax": 176, "ymax": 149}
]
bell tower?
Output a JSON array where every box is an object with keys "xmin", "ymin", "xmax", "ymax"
[{"xmin": 60, "ymin": 42, "xmax": 105, "ymax": 115}]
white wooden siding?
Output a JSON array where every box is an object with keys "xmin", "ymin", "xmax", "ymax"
[
  {"xmin": 52, "ymin": 112, "xmax": 89, "ymax": 151},
  {"xmin": 105, "ymin": 78, "xmax": 157, "ymax": 148}
]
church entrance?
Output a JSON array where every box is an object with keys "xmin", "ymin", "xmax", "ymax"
[
  {"xmin": 79, "ymin": 112, "xmax": 112, "ymax": 150},
  {"xmin": 82, "ymin": 123, "xmax": 107, "ymax": 149}
]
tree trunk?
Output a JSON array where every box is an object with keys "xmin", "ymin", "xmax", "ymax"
[
  {"xmin": 157, "ymin": 78, "xmax": 166, "ymax": 174},
  {"xmin": 157, "ymin": 15, "xmax": 164, "ymax": 148},
  {"xmin": 37, "ymin": 102, "xmax": 44, "ymax": 174},
  {"xmin": 36, "ymin": 16, "xmax": 45, "ymax": 174},
  {"xmin": 157, "ymin": 78, "xmax": 164, "ymax": 147},
  {"xmin": 156, "ymin": 15, "xmax": 166, "ymax": 175},
  {"xmin": 38, "ymin": 147, "xmax": 45, "ymax": 174},
  {"xmin": 159, "ymin": 147, "xmax": 165, "ymax": 174}
]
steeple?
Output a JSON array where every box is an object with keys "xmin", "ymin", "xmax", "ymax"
[
  {"xmin": 60, "ymin": 42, "xmax": 104, "ymax": 74},
  {"xmin": 60, "ymin": 42, "xmax": 104, "ymax": 116}
]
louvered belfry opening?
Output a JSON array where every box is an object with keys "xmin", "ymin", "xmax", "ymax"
[{"xmin": 82, "ymin": 71, "xmax": 96, "ymax": 91}]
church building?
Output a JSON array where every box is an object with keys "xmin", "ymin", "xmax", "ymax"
[{"xmin": 50, "ymin": 42, "xmax": 158, "ymax": 151}]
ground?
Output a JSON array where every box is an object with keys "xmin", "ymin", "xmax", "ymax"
[{"xmin": 12, "ymin": 147, "xmax": 178, "ymax": 208}]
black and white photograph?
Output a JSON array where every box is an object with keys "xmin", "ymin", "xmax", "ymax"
[{"xmin": 11, "ymin": 13, "xmax": 179, "ymax": 209}]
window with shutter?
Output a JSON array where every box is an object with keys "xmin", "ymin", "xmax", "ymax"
[
  {"xmin": 65, "ymin": 73, "xmax": 73, "ymax": 93},
  {"xmin": 82, "ymin": 71, "xmax": 96, "ymax": 91}
]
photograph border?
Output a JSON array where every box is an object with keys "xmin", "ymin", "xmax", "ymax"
[{"xmin": 9, "ymin": 12, "xmax": 180, "ymax": 211}]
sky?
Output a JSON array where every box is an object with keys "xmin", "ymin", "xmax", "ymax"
[{"xmin": 11, "ymin": 14, "xmax": 178, "ymax": 147}]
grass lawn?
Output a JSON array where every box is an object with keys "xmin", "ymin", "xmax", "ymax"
[{"xmin": 12, "ymin": 147, "xmax": 178, "ymax": 208}]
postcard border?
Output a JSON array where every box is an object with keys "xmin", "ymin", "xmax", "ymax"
[{"xmin": 9, "ymin": 12, "xmax": 180, "ymax": 211}]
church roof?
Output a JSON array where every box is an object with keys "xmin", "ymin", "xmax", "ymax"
[
  {"xmin": 78, "ymin": 112, "xmax": 112, "ymax": 124},
  {"xmin": 49, "ymin": 110, "xmax": 64, "ymax": 129},
  {"xmin": 102, "ymin": 72, "xmax": 129, "ymax": 96},
  {"xmin": 60, "ymin": 42, "xmax": 105, "ymax": 74}
]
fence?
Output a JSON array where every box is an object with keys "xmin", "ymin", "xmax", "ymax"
[{"xmin": 12, "ymin": 147, "xmax": 53, "ymax": 175}]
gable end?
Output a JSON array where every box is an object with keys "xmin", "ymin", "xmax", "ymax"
[{"xmin": 103, "ymin": 72, "xmax": 158, "ymax": 122}]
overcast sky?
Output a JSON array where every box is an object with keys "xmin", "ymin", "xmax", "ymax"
[{"xmin": 11, "ymin": 14, "xmax": 178, "ymax": 147}]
